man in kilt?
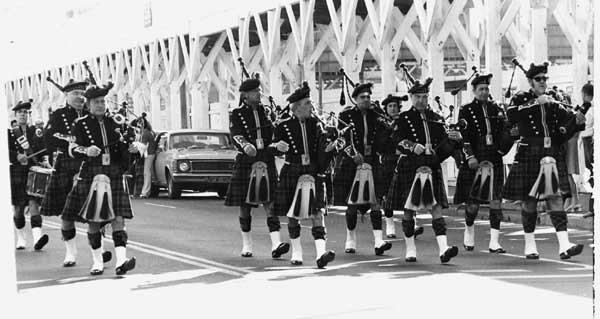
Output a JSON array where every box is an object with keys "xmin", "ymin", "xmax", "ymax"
[
  {"xmin": 333, "ymin": 83, "xmax": 392, "ymax": 255},
  {"xmin": 41, "ymin": 80, "xmax": 111, "ymax": 267},
  {"xmin": 387, "ymin": 78, "xmax": 461, "ymax": 263},
  {"xmin": 503, "ymin": 62, "xmax": 585, "ymax": 260},
  {"xmin": 63, "ymin": 83, "xmax": 137, "ymax": 275},
  {"xmin": 9, "ymin": 100, "xmax": 49, "ymax": 251},
  {"xmin": 379, "ymin": 94, "xmax": 425, "ymax": 239},
  {"xmin": 454, "ymin": 74, "xmax": 510, "ymax": 253},
  {"xmin": 224, "ymin": 76, "xmax": 290, "ymax": 259},
  {"xmin": 272, "ymin": 82, "xmax": 336, "ymax": 268}
]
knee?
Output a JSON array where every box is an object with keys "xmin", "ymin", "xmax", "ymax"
[
  {"xmin": 112, "ymin": 230, "xmax": 128, "ymax": 247},
  {"xmin": 111, "ymin": 217, "xmax": 125, "ymax": 232},
  {"xmin": 30, "ymin": 215, "xmax": 42, "ymax": 228},
  {"xmin": 402, "ymin": 210, "xmax": 415, "ymax": 220},
  {"xmin": 239, "ymin": 206, "xmax": 252, "ymax": 219}
]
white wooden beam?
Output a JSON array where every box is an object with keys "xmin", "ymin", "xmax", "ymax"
[{"xmin": 198, "ymin": 32, "xmax": 228, "ymax": 82}]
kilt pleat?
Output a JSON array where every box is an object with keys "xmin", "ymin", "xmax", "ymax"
[
  {"xmin": 62, "ymin": 162, "xmax": 133, "ymax": 223},
  {"xmin": 224, "ymin": 151, "xmax": 278, "ymax": 207},
  {"xmin": 9, "ymin": 164, "xmax": 29, "ymax": 206},
  {"xmin": 273, "ymin": 163, "xmax": 325, "ymax": 216},
  {"xmin": 503, "ymin": 142, "xmax": 570, "ymax": 201},
  {"xmin": 454, "ymin": 144, "xmax": 505, "ymax": 204},
  {"xmin": 384, "ymin": 154, "xmax": 448, "ymax": 211},
  {"xmin": 41, "ymin": 154, "xmax": 83, "ymax": 216}
]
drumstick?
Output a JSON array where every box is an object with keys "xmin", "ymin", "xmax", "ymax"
[{"xmin": 26, "ymin": 148, "xmax": 47, "ymax": 159}]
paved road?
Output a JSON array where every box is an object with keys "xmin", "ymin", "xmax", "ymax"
[{"xmin": 14, "ymin": 191, "xmax": 594, "ymax": 317}]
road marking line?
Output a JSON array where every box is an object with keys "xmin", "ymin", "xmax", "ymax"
[
  {"xmin": 459, "ymin": 269, "xmax": 530, "ymax": 273},
  {"xmin": 558, "ymin": 267, "xmax": 592, "ymax": 271},
  {"xmin": 479, "ymin": 250, "xmax": 593, "ymax": 270},
  {"xmin": 489, "ymin": 274, "xmax": 592, "ymax": 279},
  {"xmin": 145, "ymin": 202, "xmax": 176, "ymax": 209},
  {"xmin": 43, "ymin": 221, "xmax": 251, "ymax": 276}
]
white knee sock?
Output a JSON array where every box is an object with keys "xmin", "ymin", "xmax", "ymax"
[
  {"xmin": 436, "ymin": 235, "xmax": 449, "ymax": 256},
  {"xmin": 241, "ymin": 232, "xmax": 252, "ymax": 254},
  {"xmin": 91, "ymin": 247, "xmax": 104, "ymax": 271},
  {"xmin": 314, "ymin": 239, "xmax": 326, "ymax": 259},
  {"xmin": 373, "ymin": 230, "xmax": 384, "ymax": 247},
  {"xmin": 291, "ymin": 237, "xmax": 303, "ymax": 262},
  {"xmin": 32, "ymin": 227, "xmax": 42, "ymax": 244},
  {"xmin": 115, "ymin": 246, "xmax": 127, "ymax": 267},
  {"xmin": 464, "ymin": 225, "xmax": 475, "ymax": 247},
  {"xmin": 385, "ymin": 217, "xmax": 396, "ymax": 236},
  {"xmin": 405, "ymin": 236, "xmax": 416, "ymax": 258},
  {"xmin": 64, "ymin": 238, "xmax": 77, "ymax": 262},
  {"xmin": 556, "ymin": 231, "xmax": 572, "ymax": 254},
  {"xmin": 345, "ymin": 229, "xmax": 356, "ymax": 250},
  {"xmin": 15, "ymin": 228, "xmax": 27, "ymax": 248},
  {"xmin": 524, "ymin": 233, "xmax": 538, "ymax": 255},
  {"xmin": 269, "ymin": 231, "xmax": 282, "ymax": 251},
  {"xmin": 489, "ymin": 229, "xmax": 502, "ymax": 250}
]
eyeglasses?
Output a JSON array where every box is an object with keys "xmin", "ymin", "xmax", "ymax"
[{"xmin": 533, "ymin": 76, "xmax": 549, "ymax": 82}]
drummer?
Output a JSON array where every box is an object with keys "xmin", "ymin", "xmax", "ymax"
[{"xmin": 9, "ymin": 100, "xmax": 49, "ymax": 251}]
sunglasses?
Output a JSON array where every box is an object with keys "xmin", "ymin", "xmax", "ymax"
[{"xmin": 533, "ymin": 76, "xmax": 549, "ymax": 82}]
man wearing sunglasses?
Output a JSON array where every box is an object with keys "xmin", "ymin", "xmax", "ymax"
[
  {"xmin": 332, "ymin": 82, "xmax": 392, "ymax": 256},
  {"xmin": 504, "ymin": 62, "xmax": 586, "ymax": 260}
]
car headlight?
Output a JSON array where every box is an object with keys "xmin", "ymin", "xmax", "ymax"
[{"xmin": 178, "ymin": 161, "xmax": 190, "ymax": 172}]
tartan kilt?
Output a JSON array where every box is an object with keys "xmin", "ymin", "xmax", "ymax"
[
  {"xmin": 332, "ymin": 155, "xmax": 386, "ymax": 206},
  {"xmin": 41, "ymin": 154, "xmax": 83, "ymax": 216},
  {"xmin": 125, "ymin": 155, "xmax": 144, "ymax": 196},
  {"xmin": 454, "ymin": 144, "xmax": 505, "ymax": 204},
  {"xmin": 224, "ymin": 151, "xmax": 277, "ymax": 207},
  {"xmin": 384, "ymin": 154, "xmax": 448, "ymax": 211},
  {"xmin": 273, "ymin": 163, "xmax": 325, "ymax": 216},
  {"xmin": 503, "ymin": 141, "xmax": 570, "ymax": 201},
  {"xmin": 62, "ymin": 161, "xmax": 133, "ymax": 223},
  {"xmin": 10, "ymin": 164, "xmax": 30, "ymax": 206}
]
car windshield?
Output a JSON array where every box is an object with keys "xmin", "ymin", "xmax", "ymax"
[{"xmin": 170, "ymin": 133, "xmax": 233, "ymax": 150}]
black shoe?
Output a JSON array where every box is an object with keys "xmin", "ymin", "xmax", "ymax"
[
  {"xmin": 290, "ymin": 260, "xmax": 303, "ymax": 266},
  {"xmin": 560, "ymin": 244, "xmax": 584, "ymax": 260},
  {"xmin": 489, "ymin": 247, "xmax": 506, "ymax": 254},
  {"xmin": 375, "ymin": 242, "xmax": 392, "ymax": 256},
  {"xmin": 440, "ymin": 246, "xmax": 459, "ymax": 263},
  {"xmin": 63, "ymin": 261, "xmax": 76, "ymax": 267},
  {"xmin": 102, "ymin": 251, "xmax": 112, "ymax": 263},
  {"xmin": 386, "ymin": 234, "xmax": 397, "ymax": 239},
  {"xmin": 272, "ymin": 242, "xmax": 290, "ymax": 258},
  {"xmin": 115, "ymin": 257, "xmax": 136, "ymax": 275},
  {"xmin": 345, "ymin": 248, "xmax": 356, "ymax": 254},
  {"xmin": 90, "ymin": 268, "xmax": 104, "ymax": 276},
  {"xmin": 525, "ymin": 253, "xmax": 540, "ymax": 260},
  {"xmin": 405, "ymin": 257, "xmax": 417, "ymax": 262},
  {"xmin": 34, "ymin": 234, "xmax": 49, "ymax": 251},
  {"xmin": 316, "ymin": 251, "xmax": 335, "ymax": 269},
  {"xmin": 463, "ymin": 244, "xmax": 474, "ymax": 251},
  {"xmin": 241, "ymin": 252, "xmax": 253, "ymax": 257},
  {"xmin": 414, "ymin": 226, "xmax": 424, "ymax": 239}
]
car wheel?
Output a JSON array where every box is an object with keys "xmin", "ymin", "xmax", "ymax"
[
  {"xmin": 149, "ymin": 184, "xmax": 160, "ymax": 198},
  {"xmin": 166, "ymin": 172, "xmax": 181, "ymax": 199}
]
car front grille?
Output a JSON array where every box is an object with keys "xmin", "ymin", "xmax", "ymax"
[{"xmin": 190, "ymin": 160, "xmax": 234, "ymax": 172}]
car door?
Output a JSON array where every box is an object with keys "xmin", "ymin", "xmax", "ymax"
[{"xmin": 154, "ymin": 133, "xmax": 169, "ymax": 185}]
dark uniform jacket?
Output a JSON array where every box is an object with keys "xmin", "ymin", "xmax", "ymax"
[
  {"xmin": 8, "ymin": 125, "xmax": 45, "ymax": 165},
  {"xmin": 68, "ymin": 115, "xmax": 130, "ymax": 170},
  {"xmin": 391, "ymin": 106, "xmax": 450, "ymax": 163},
  {"xmin": 44, "ymin": 104, "xmax": 88, "ymax": 153},
  {"xmin": 337, "ymin": 106, "xmax": 387, "ymax": 160},
  {"xmin": 273, "ymin": 115, "xmax": 333, "ymax": 174},
  {"xmin": 229, "ymin": 103, "xmax": 274, "ymax": 155},
  {"xmin": 459, "ymin": 99, "xmax": 509, "ymax": 159},
  {"xmin": 507, "ymin": 90, "xmax": 582, "ymax": 145}
]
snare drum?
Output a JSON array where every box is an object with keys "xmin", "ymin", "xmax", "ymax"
[{"xmin": 26, "ymin": 166, "xmax": 52, "ymax": 198}]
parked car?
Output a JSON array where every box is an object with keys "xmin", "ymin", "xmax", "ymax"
[{"xmin": 150, "ymin": 129, "xmax": 237, "ymax": 199}]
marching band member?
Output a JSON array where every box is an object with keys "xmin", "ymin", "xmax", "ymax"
[
  {"xmin": 388, "ymin": 78, "xmax": 461, "ymax": 263},
  {"xmin": 9, "ymin": 100, "xmax": 49, "ymax": 251},
  {"xmin": 333, "ymin": 82, "xmax": 392, "ymax": 256},
  {"xmin": 224, "ymin": 75, "xmax": 290, "ymax": 259},
  {"xmin": 454, "ymin": 74, "xmax": 510, "ymax": 253},
  {"xmin": 62, "ymin": 83, "xmax": 137, "ymax": 275},
  {"xmin": 580, "ymin": 83, "xmax": 594, "ymax": 218},
  {"xmin": 41, "ymin": 80, "xmax": 111, "ymax": 267},
  {"xmin": 380, "ymin": 95, "xmax": 425, "ymax": 239},
  {"xmin": 273, "ymin": 82, "xmax": 336, "ymax": 268},
  {"xmin": 503, "ymin": 62, "xmax": 585, "ymax": 260}
]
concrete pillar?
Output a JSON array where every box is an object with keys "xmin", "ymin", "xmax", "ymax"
[
  {"xmin": 150, "ymin": 84, "xmax": 161, "ymax": 129},
  {"xmin": 530, "ymin": 0, "xmax": 548, "ymax": 62},
  {"xmin": 381, "ymin": 43, "xmax": 397, "ymax": 96},
  {"xmin": 169, "ymin": 82, "xmax": 182, "ymax": 130},
  {"xmin": 190, "ymin": 81, "xmax": 210, "ymax": 129},
  {"xmin": 485, "ymin": 0, "xmax": 502, "ymax": 102}
]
